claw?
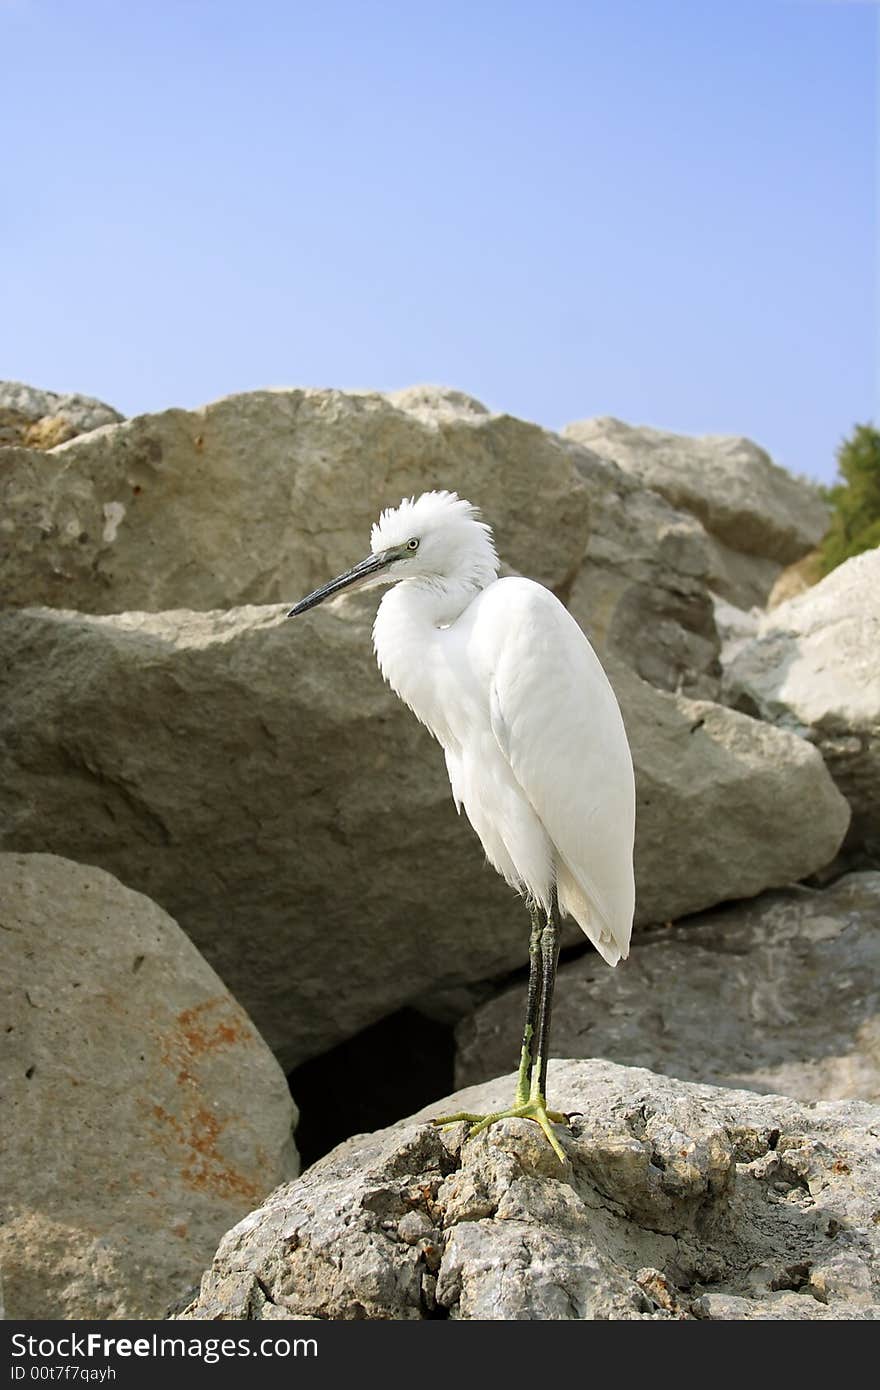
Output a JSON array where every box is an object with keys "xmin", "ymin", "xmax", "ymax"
[
  {"xmin": 534, "ymin": 1111, "xmax": 567, "ymax": 1163},
  {"xmin": 431, "ymin": 1111, "xmax": 485, "ymax": 1128},
  {"xmin": 430, "ymin": 1097, "xmax": 570, "ymax": 1163}
]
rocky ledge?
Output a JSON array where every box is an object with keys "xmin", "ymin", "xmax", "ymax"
[{"xmin": 178, "ymin": 1059, "xmax": 880, "ymax": 1321}]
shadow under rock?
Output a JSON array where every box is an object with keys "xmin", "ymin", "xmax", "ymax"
[{"xmin": 289, "ymin": 1007, "xmax": 456, "ymax": 1168}]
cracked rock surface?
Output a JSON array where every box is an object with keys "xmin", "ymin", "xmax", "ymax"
[
  {"xmin": 564, "ymin": 416, "xmax": 829, "ymax": 607},
  {"xmin": 0, "ymin": 852, "xmax": 298, "ymax": 1319},
  {"xmin": 178, "ymin": 1060, "xmax": 880, "ymax": 1321},
  {"xmin": 0, "ymin": 380, "xmax": 121, "ymax": 451},
  {"xmin": 723, "ymin": 549, "xmax": 880, "ymax": 866}
]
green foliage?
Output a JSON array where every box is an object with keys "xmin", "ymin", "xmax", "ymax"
[{"xmin": 819, "ymin": 423, "xmax": 880, "ymax": 575}]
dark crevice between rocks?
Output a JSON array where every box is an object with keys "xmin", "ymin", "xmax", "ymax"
[
  {"xmin": 254, "ymin": 1275, "xmax": 277, "ymax": 1311},
  {"xmin": 769, "ymin": 1262, "xmax": 812, "ymax": 1293},
  {"xmin": 289, "ymin": 1008, "xmax": 457, "ymax": 1168},
  {"xmin": 421, "ymin": 1274, "xmax": 450, "ymax": 1319}
]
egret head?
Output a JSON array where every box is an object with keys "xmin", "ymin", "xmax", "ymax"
[{"xmin": 288, "ymin": 490, "xmax": 499, "ymax": 615}]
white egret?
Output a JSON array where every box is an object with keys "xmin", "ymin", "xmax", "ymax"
[{"xmin": 288, "ymin": 491, "xmax": 636, "ymax": 1160}]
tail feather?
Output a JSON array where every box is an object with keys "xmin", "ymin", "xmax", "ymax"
[{"xmin": 556, "ymin": 860, "xmax": 631, "ymax": 967}]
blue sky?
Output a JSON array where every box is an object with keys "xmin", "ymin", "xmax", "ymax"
[{"xmin": 2, "ymin": 0, "xmax": 875, "ymax": 483}]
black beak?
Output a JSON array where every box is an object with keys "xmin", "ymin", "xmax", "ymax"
[{"xmin": 287, "ymin": 552, "xmax": 392, "ymax": 616}]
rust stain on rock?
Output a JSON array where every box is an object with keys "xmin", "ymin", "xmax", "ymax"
[
  {"xmin": 174, "ymin": 998, "xmax": 253, "ymax": 1057},
  {"xmin": 156, "ymin": 996, "xmax": 255, "ymax": 1087},
  {"xmin": 149, "ymin": 1102, "xmax": 261, "ymax": 1204},
  {"xmin": 137, "ymin": 998, "xmax": 264, "ymax": 1205}
]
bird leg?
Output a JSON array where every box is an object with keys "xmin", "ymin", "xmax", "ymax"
[
  {"xmin": 532, "ymin": 901, "xmax": 561, "ymax": 1103},
  {"xmin": 514, "ymin": 902, "xmax": 544, "ymax": 1105},
  {"xmin": 431, "ymin": 892, "xmax": 569, "ymax": 1162}
]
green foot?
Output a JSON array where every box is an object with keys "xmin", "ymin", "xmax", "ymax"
[{"xmin": 431, "ymin": 1097, "xmax": 569, "ymax": 1163}]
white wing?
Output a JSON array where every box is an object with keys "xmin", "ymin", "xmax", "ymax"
[{"xmin": 477, "ymin": 578, "xmax": 636, "ymax": 964}]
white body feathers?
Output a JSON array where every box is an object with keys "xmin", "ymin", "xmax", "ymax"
[{"xmin": 370, "ymin": 494, "xmax": 636, "ymax": 965}]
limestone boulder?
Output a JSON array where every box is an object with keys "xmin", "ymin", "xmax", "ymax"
[
  {"xmin": 0, "ymin": 604, "xmax": 849, "ymax": 1067},
  {"xmin": 0, "ymin": 386, "xmax": 592, "ymax": 615},
  {"xmin": 0, "ymin": 384, "xmax": 720, "ymax": 696},
  {"xmin": 713, "ymin": 594, "xmax": 761, "ymax": 669},
  {"xmin": 178, "ymin": 1060, "xmax": 880, "ymax": 1320},
  {"xmin": 567, "ymin": 451, "xmax": 721, "ymax": 698},
  {"xmin": 724, "ymin": 548, "xmax": 880, "ymax": 863},
  {"xmin": 617, "ymin": 657, "xmax": 849, "ymax": 925},
  {"xmin": 0, "ymin": 380, "xmax": 122, "ymax": 450},
  {"xmin": 456, "ymin": 873, "xmax": 880, "ymax": 1104},
  {"xmin": 0, "ymin": 853, "xmax": 298, "ymax": 1320},
  {"xmin": 564, "ymin": 417, "xmax": 829, "ymax": 607}
]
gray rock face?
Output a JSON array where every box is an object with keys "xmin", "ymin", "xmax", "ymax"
[
  {"xmin": 178, "ymin": 1060, "xmax": 880, "ymax": 1320},
  {"xmin": 456, "ymin": 873, "xmax": 880, "ymax": 1104},
  {"xmin": 618, "ymin": 657, "xmax": 849, "ymax": 926},
  {"xmin": 384, "ymin": 384, "xmax": 492, "ymax": 420},
  {"xmin": 0, "ymin": 381, "xmax": 122, "ymax": 431},
  {"xmin": 713, "ymin": 594, "xmax": 761, "ymax": 669},
  {"xmin": 0, "ymin": 853, "xmax": 298, "ymax": 1320},
  {"xmin": 567, "ymin": 451, "xmax": 721, "ymax": 698},
  {"xmin": 0, "ymin": 384, "xmax": 718, "ymax": 697},
  {"xmin": 0, "ymin": 605, "xmax": 849, "ymax": 1067},
  {"xmin": 0, "ymin": 381, "xmax": 122, "ymax": 450},
  {"xmin": 564, "ymin": 417, "xmax": 829, "ymax": 606},
  {"xmin": 724, "ymin": 549, "xmax": 880, "ymax": 864},
  {"xmin": 0, "ymin": 387, "xmax": 592, "ymax": 615}
]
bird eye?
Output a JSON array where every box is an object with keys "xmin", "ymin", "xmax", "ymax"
[{"xmin": 406, "ymin": 538, "xmax": 419, "ymax": 551}]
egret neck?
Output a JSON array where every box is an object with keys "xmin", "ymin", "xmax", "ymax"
[{"xmin": 372, "ymin": 574, "xmax": 492, "ymax": 738}]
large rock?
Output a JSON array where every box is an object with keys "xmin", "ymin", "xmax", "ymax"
[
  {"xmin": 0, "ymin": 384, "xmax": 719, "ymax": 696},
  {"xmin": 178, "ymin": 1060, "xmax": 880, "ymax": 1320},
  {"xmin": 564, "ymin": 417, "xmax": 829, "ymax": 607},
  {"xmin": 456, "ymin": 873, "xmax": 880, "ymax": 1103},
  {"xmin": 712, "ymin": 594, "xmax": 761, "ymax": 669},
  {"xmin": 0, "ymin": 604, "xmax": 849, "ymax": 1067},
  {"xmin": 0, "ymin": 380, "xmax": 122, "ymax": 451},
  {"xmin": 618, "ymin": 656, "xmax": 849, "ymax": 925},
  {"xmin": 0, "ymin": 853, "xmax": 298, "ymax": 1320},
  {"xmin": 566, "ymin": 452, "xmax": 720, "ymax": 698},
  {"xmin": 0, "ymin": 387, "xmax": 592, "ymax": 615},
  {"xmin": 724, "ymin": 548, "xmax": 880, "ymax": 864}
]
